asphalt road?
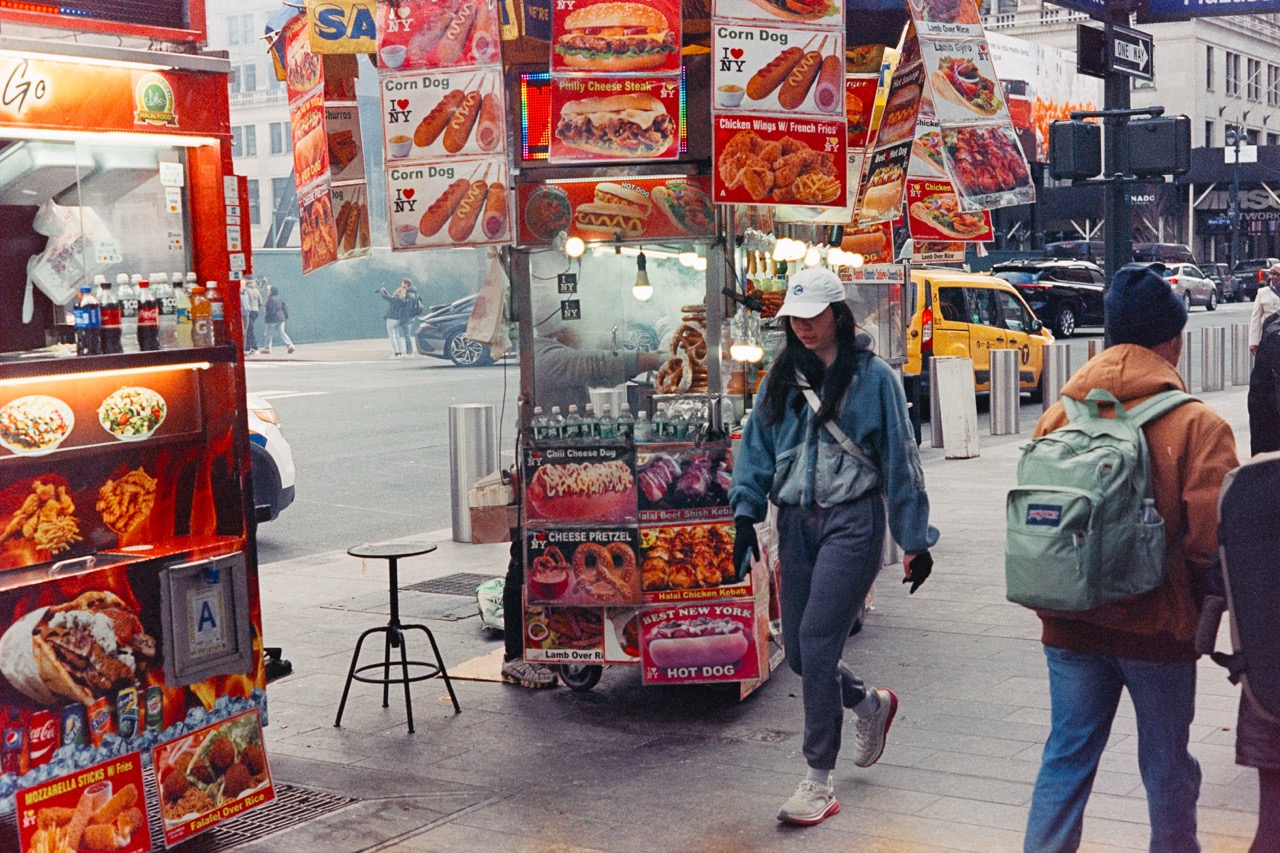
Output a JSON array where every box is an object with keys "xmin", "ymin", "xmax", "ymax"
[{"xmin": 246, "ymin": 300, "xmax": 1254, "ymax": 564}]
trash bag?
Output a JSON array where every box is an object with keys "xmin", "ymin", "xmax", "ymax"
[{"xmin": 476, "ymin": 577, "xmax": 505, "ymax": 636}]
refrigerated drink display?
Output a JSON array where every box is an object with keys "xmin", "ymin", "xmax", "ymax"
[
  {"xmin": 118, "ymin": 273, "xmax": 139, "ymax": 353},
  {"xmin": 97, "ymin": 274, "xmax": 123, "ymax": 354},
  {"xmin": 73, "ymin": 284, "xmax": 101, "ymax": 356},
  {"xmin": 136, "ymin": 277, "xmax": 160, "ymax": 351}
]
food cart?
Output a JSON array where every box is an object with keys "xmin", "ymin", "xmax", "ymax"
[{"xmin": 0, "ymin": 6, "xmax": 276, "ymax": 850}]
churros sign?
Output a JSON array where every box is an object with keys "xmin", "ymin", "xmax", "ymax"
[{"xmin": 17, "ymin": 752, "xmax": 151, "ymax": 853}]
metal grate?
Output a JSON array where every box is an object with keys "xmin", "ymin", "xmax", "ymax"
[{"xmin": 402, "ymin": 572, "xmax": 501, "ymax": 596}]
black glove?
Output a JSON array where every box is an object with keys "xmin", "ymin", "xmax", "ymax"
[
  {"xmin": 733, "ymin": 518, "xmax": 759, "ymax": 581},
  {"xmin": 902, "ymin": 550, "xmax": 933, "ymax": 594}
]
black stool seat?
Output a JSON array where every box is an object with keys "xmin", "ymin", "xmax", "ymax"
[{"xmin": 334, "ymin": 542, "xmax": 460, "ymax": 733}]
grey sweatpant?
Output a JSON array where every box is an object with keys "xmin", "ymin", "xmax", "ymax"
[{"xmin": 777, "ymin": 495, "xmax": 886, "ymax": 770}]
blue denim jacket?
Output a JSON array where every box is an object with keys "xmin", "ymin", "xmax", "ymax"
[{"xmin": 729, "ymin": 351, "xmax": 939, "ymax": 554}]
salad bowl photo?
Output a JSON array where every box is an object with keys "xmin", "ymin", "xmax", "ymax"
[{"xmin": 97, "ymin": 386, "xmax": 167, "ymax": 442}]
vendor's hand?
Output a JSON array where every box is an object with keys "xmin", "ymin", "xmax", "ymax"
[
  {"xmin": 733, "ymin": 518, "xmax": 759, "ymax": 581},
  {"xmin": 902, "ymin": 550, "xmax": 933, "ymax": 594}
]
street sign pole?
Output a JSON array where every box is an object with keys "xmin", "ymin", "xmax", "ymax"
[{"xmin": 1102, "ymin": 9, "xmax": 1134, "ymax": 349}]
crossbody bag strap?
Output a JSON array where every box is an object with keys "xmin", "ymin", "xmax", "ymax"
[{"xmin": 795, "ymin": 370, "xmax": 879, "ymax": 475}]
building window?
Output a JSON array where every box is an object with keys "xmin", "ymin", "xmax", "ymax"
[
  {"xmin": 1268, "ymin": 132, "xmax": 1279, "ymax": 147},
  {"xmin": 240, "ymin": 14, "xmax": 255, "ymax": 45},
  {"xmin": 247, "ymin": 179, "xmax": 261, "ymax": 226},
  {"xmin": 227, "ymin": 18, "xmax": 240, "ymax": 46},
  {"xmin": 1206, "ymin": 46, "xmax": 1214, "ymax": 91},
  {"xmin": 1269, "ymin": 64, "xmax": 1280, "ymax": 107},
  {"xmin": 231, "ymin": 126, "xmax": 243, "ymax": 158},
  {"xmin": 1247, "ymin": 128, "xmax": 1260, "ymax": 145},
  {"xmin": 271, "ymin": 177, "xmax": 293, "ymax": 223},
  {"xmin": 269, "ymin": 122, "xmax": 292, "ymax": 155},
  {"xmin": 242, "ymin": 63, "xmax": 257, "ymax": 93},
  {"xmin": 228, "ymin": 67, "xmax": 240, "ymax": 95},
  {"xmin": 1247, "ymin": 58, "xmax": 1261, "ymax": 101},
  {"xmin": 1226, "ymin": 51, "xmax": 1240, "ymax": 96},
  {"xmin": 1205, "ymin": 120, "xmax": 1214, "ymax": 148},
  {"xmin": 243, "ymin": 125, "xmax": 257, "ymax": 157}
]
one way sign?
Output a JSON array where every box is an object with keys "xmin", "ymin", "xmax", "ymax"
[{"xmin": 1111, "ymin": 25, "xmax": 1154, "ymax": 81}]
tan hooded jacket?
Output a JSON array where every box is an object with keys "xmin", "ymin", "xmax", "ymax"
[{"xmin": 1032, "ymin": 344, "xmax": 1238, "ymax": 662}]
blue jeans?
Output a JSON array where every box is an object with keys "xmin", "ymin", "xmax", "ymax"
[{"xmin": 1025, "ymin": 646, "xmax": 1201, "ymax": 853}]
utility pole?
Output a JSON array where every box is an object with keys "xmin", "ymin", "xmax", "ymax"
[
  {"xmin": 1101, "ymin": 2, "xmax": 1136, "ymax": 289},
  {"xmin": 1226, "ymin": 123, "xmax": 1242, "ymax": 272}
]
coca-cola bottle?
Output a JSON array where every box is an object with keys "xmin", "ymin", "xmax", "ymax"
[{"xmin": 136, "ymin": 278, "xmax": 160, "ymax": 352}]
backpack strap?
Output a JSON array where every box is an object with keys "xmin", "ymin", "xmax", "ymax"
[
  {"xmin": 1061, "ymin": 388, "xmax": 1195, "ymax": 427},
  {"xmin": 795, "ymin": 370, "xmax": 880, "ymax": 476}
]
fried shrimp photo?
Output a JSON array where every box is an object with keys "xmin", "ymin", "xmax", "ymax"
[
  {"xmin": 2, "ymin": 479, "xmax": 80, "ymax": 555},
  {"xmin": 97, "ymin": 468, "xmax": 157, "ymax": 536}
]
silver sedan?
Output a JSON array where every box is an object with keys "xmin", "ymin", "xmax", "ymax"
[{"xmin": 1161, "ymin": 263, "xmax": 1219, "ymax": 311}]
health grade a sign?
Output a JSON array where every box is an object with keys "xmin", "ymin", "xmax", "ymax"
[{"xmin": 305, "ymin": 0, "xmax": 377, "ymax": 53}]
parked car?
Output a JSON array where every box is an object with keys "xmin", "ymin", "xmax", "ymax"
[
  {"xmin": 1157, "ymin": 262, "xmax": 1218, "ymax": 311},
  {"xmin": 1202, "ymin": 262, "xmax": 1234, "ymax": 301},
  {"xmin": 1132, "ymin": 242, "xmax": 1196, "ymax": 267},
  {"xmin": 247, "ymin": 394, "xmax": 295, "ymax": 523},
  {"xmin": 414, "ymin": 294, "xmax": 499, "ymax": 367},
  {"xmin": 1230, "ymin": 258, "xmax": 1280, "ymax": 302},
  {"xmin": 1045, "ymin": 239, "xmax": 1104, "ymax": 270},
  {"xmin": 904, "ymin": 268, "xmax": 1054, "ymax": 414},
  {"xmin": 991, "ymin": 258, "xmax": 1105, "ymax": 338}
]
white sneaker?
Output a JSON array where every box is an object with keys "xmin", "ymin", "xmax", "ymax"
[
  {"xmin": 500, "ymin": 658, "xmax": 558, "ymax": 689},
  {"xmin": 850, "ymin": 688, "xmax": 898, "ymax": 768},
  {"xmin": 390, "ymin": 353, "xmax": 401, "ymax": 359},
  {"xmin": 776, "ymin": 780, "xmax": 839, "ymax": 825}
]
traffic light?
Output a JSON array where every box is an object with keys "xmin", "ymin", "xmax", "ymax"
[
  {"xmin": 1127, "ymin": 115, "xmax": 1191, "ymax": 177},
  {"xmin": 1225, "ymin": 124, "xmax": 1242, "ymax": 146},
  {"xmin": 1049, "ymin": 119, "xmax": 1102, "ymax": 181}
]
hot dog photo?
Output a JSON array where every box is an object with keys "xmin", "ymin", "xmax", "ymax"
[
  {"xmin": 714, "ymin": 0, "xmax": 843, "ymax": 28},
  {"xmin": 381, "ymin": 66, "xmax": 505, "ymax": 161},
  {"xmin": 640, "ymin": 601, "xmax": 760, "ymax": 685},
  {"xmin": 551, "ymin": 0, "xmax": 682, "ymax": 75},
  {"xmin": 526, "ymin": 528, "xmax": 641, "ymax": 608},
  {"xmin": 376, "ymin": 0, "xmax": 503, "ymax": 72},
  {"xmin": 523, "ymin": 444, "xmax": 637, "ymax": 524},
  {"xmin": 387, "ymin": 156, "xmax": 510, "ymax": 249},
  {"xmin": 330, "ymin": 183, "xmax": 372, "ymax": 260},
  {"xmin": 712, "ymin": 26, "xmax": 844, "ymax": 117},
  {"xmin": 550, "ymin": 77, "xmax": 680, "ymax": 162},
  {"xmin": 515, "ymin": 176, "xmax": 716, "ymax": 245},
  {"xmin": 856, "ymin": 138, "xmax": 911, "ymax": 223},
  {"xmin": 873, "ymin": 59, "xmax": 925, "ymax": 147},
  {"xmin": 919, "ymin": 37, "xmax": 1005, "ymax": 123}
]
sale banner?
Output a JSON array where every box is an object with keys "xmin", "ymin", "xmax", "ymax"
[
  {"xmin": 640, "ymin": 599, "xmax": 761, "ymax": 685},
  {"xmin": 548, "ymin": 76, "xmax": 680, "ymax": 162},
  {"xmin": 523, "ymin": 604, "xmax": 605, "ymax": 663},
  {"xmin": 906, "ymin": 0, "xmax": 983, "ymax": 37},
  {"xmin": 307, "ymin": 0, "xmax": 378, "ymax": 53},
  {"xmin": 856, "ymin": 138, "xmax": 910, "ymax": 223},
  {"xmin": 16, "ymin": 753, "xmax": 151, "ymax": 853},
  {"xmin": 712, "ymin": 114, "xmax": 846, "ymax": 207},
  {"xmin": 516, "ymin": 175, "xmax": 715, "ymax": 245},
  {"xmin": 550, "ymin": 0, "xmax": 682, "ymax": 76},
  {"xmin": 386, "ymin": 156, "xmax": 511, "ymax": 249},
  {"xmin": 381, "ymin": 67, "xmax": 505, "ymax": 163},
  {"xmin": 710, "ymin": 25, "xmax": 843, "ymax": 119},
  {"xmin": 523, "ymin": 444, "xmax": 637, "ymax": 525},
  {"xmin": 639, "ymin": 520, "xmax": 748, "ymax": 604},
  {"xmin": 331, "ymin": 182, "xmax": 372, "ymax": 260},
  {"xmin": 918, "ymin": 37, "xmax": 1006, "ymax": 125},
  {"xmin": 525, "ymin": 527, "xmax": 641, "ymax": 607},
  {"xmin": 845, "ymin": 75, "xmax": 878, "ymax": 149},
  {"xmin": 376, "ymin": 0, "xmax": 503, "ymax": 71},
  {"xmin": 713, "ymin": 0, "xmax": 843, "ymax": 29},
  {"xmin": 325, "ymin": 103, "xmax": 366, "ymax": 183},
  {"xmin": 153, "ymin": 709, "xmax": 275, "ymax": 846},
  {"xmin": 905, "ymin": 176, "xmax": 993, "ymax": 241}
]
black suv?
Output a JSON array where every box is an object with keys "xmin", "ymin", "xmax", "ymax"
[
  {"xmin": 1230, "ymin": 258, "xmax": 1280, "ymax": 302},
  {"xmin": 990, "ymin": 259, "xmax": 1105, "ymax": 338}
]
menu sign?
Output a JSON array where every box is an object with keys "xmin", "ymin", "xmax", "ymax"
[
  {"xmin": 330, "ymin": 182, "xmax": 373, "ymax": 260},
  {"xmin": 940, "ymin": 122, "xmax": 1034, "ymax": 210},
  {"xmin": 640, "ymin": 520, "xmax": 748, "ymax": 604},
  {"xmin": 375, "ymin": 0, "xmax": 503, "ymax": 71},
  {"xmin": 640, "ymin": 599, "xmax": 761, "ymax": 685},
  {"xmin": 713, "ymin": 0, "xmax": 843, "ymax": 28},
  {"xmin": 636, "ymin": 445, "xmax": 732, "ymax": 524},
  {"xmin": 856, "ymin": 138, "xmax": 910, "ymax": 224},
  {"xmin": 710, "ymin": 26, "xmax": 843, "ymax": 118},
  {"xmin": 525, "ymin": 527, "xmax": 641, "ymax": 607},
  {"xmin": 845, "ymin": 75, "xmax": 878, "ymax": 149},
  {"xmin": 381, "ymin": 67, "xmax": 505, "ymax": 162},
  {"xmin": 712, "ymin": 114, "xmax": 846, "ymax": 207},
  {"xmin": 286, "ymin": 13, "xmax": 338, "ymax": 274},
  {"xmin": 325, "ymin": 103, "xmax": 366, "ymax": 183},
  {"xmin": 905, "ymin": 177, "xmax": 993, "ymax": 242},
  {"xmin": 516, "ymin": 175, "xmax": 714, "ymax": 245},
  {"xmin": 907, "ymin": 0, "xmax": 983, "ymax": 36},
  {"xmin": 523, "ymin": 605, "xmax": 605, "ymax": 663},
  {"xmin": 523, "ymin": 444, "xmax": 638, "ymax": 525},
  {"xmin": 386, "ymin": 157, "xmax": 511, "ymax": 249},
  {"xmin": 548, "ymin": 76, "xmax": 680, "ymax": 162},
  {"xmin": 16, "ymin": 753, "xmax": 152, "ymax": 853},
  {"xmin": 549, "ymin": 0, "xmax": 682, "ymax": 76},
  {"xmin": 918, "ymin": 38, "xmax": 1004, "ymax": 125}
]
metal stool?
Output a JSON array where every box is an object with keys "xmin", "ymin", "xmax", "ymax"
[{"xmin": 334, "ymin": 542, "xmax": 460, "ymax": 732}]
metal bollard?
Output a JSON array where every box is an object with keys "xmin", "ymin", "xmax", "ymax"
[
  {"xmin": 1232, "ymin": 323, "xmax": 1252, "ymax": 385},
  {"xmin": 1041, "ymin": 343, "xmax": 1073, "ymax": 412},
  {"xmin": 1202, "ymin": 327, "xmax": 1226, "ymax": 392},
  {"xmin": 989, "ymin": 349, "xmax": 1020, "ymax": 435},
  {"xmin": 448, "ymin": 403, "xmax": 497, "ymax": 543},
  {"xmin": 1177, "ymin": 330, "xmax": 1193, "ymax": 391},
  {"xmin": 1087, "ymin": 339, "xmax": 1102, "ymax": 360},
  {"xmin": 929, "ymin": 356, "xmax": 943, "ymax": 449}
]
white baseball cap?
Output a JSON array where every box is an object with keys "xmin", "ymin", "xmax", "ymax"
[{"xmin": 775, "ymin": 267, "xmax": 845, "ymax": 319}]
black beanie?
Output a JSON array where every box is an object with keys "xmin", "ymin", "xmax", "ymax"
[{"xmin": 1105, "ymin": 264, "xmax": 1187, "ymax": 348}]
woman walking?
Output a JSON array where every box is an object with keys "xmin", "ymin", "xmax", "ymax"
[
  {"xmin": 729, "ymin": 267, "xmax": 938, "ymax": 826},
  {"xmin": 261, "ymin": 285, "xmax": 295, "ymax": 354},
  {"xmin": 377, "ymin": 281, "xmax": 411, "ymax": 358}
]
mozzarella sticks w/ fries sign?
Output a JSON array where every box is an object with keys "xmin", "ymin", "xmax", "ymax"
[{"xmin": 17, "ymin": 753, "xmax": 151, "ymax": 853}]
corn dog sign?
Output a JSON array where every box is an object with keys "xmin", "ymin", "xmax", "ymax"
[
  {"xmin": 380, "ymin": 67, "xmax": 506, "ymax": 163},
  {"xmin": 16, "ymin": 752, "xmax": 151, "ymax": 853},
  {"xmin": 711, "ymin": 25, "xmax": 843, "ymax": 119},
  {"xmin": 386, "ymin": 156, "xmax": 511, "ymax": 249}
]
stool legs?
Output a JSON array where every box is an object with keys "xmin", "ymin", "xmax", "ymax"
[
  {"xmin": 334, "ymin": 624, "xmax": 386, "ymax": 728},
  {"xmin": 403, "ymin": 623, "xmax": 461, "ymax": 714}
]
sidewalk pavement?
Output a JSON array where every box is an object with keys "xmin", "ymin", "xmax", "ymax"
[{"xmin": 246, "ymin": 378, "xmax": 1261, "ymax": 853}]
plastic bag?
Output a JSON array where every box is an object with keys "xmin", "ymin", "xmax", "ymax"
[
  {"xmin": 27, "ymin": 200, "xmax": 114, "ymax": 307},
  {"xmin": 476, "ymin": 577, "xmax": 505, "ymax": 636},
  {"xmin": 465, "ymin": 252, "xmax": 510, "ymax": 358}
]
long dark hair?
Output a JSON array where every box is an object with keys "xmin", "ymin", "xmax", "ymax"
[{"xmin": 762, "ymin": 301, "xmax": 869, "ymax": 427}]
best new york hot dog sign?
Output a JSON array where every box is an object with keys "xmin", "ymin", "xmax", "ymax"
[{"xmin": 640, "ymin": 601, "xmax": 760, "ymax": 685}]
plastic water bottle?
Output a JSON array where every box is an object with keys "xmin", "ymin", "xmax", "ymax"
[
  {"xmin": 633, "ymin": 410, "xmax": 652, "ymax": 442},
  {"xmin": 616, "ymin": 403, "xmax": 635, "ymax": 441},
  {"xmin": 530, "ymin": 406, "xmax": 550, "ymax": 442},
  {"xmin": 582, "ymin": 403, "xmax": 598, "ymax": 439},
  {"xmin": 136, "ymin": 278, "xmax": 159, "ymax": 351},
  {"xmin": 97, "ymin": 275, "xmax": 122, "ymax": 354},
  {"xmin": 152, "ymin": 273, "xmax": 176, "ymax": 350},
  {"xmin": 1141, "ymin": 498, "xmax": 1161, "ymax": 524},
  {"xmin": 117, "ymin": 273, "xmax": 139, "ymax": 353},
  {"xmin": 652, "ymin": 405, "xmax": 668, "ymax": 440},
  {"xmin": 564, "ymin": 405, "xmax": 583, "ymax": 440},
  {"xmin": 548, "ymin": 406, "xmax": 565, "ymax": 441},
  {"xmin": 599, "ymin": 404, "xmax": 616, "ymax": 441},
  {"xmin": 73, "ymin": 284, "xmax": 101, "ymax": 356},
  {"xmin": 174, "ymin": 277, "xmax": 192, "ymax": 348},
  {"xmin": 206, "ymin": 281, "xmax": 225, "ymax": 345}
]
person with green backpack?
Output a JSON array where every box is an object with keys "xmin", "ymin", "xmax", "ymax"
[{"xmin": 1016, "ymin": 264, "xmax": 1238, "ymax": 853}]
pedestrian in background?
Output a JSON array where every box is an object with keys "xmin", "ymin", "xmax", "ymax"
[
  {"xmin": 1246, "ymin": 264, "xmax": 1280, "ymax": 455},
  {"xmin": 1023, "ymin": 265, "xmax": 1238, "ymax": 853},
  {"xmin": 377, "ymin": 281, "xmax": 410, "ymax": 358},
  {"xmin": 729, "ymin": 267, "xmax": 937, "ymax": 827},
  {"xmin": 260, "ymin": 285, "xmax": 295, "ymax": 355},
  {"xmin": 1247, "ymin": 264, "xmax": 1280, "ymax": 356},
  {"xmin": 241, "ymin": 278, "xmax": 262, "ymax": 355},
  {"xmin": 400, "ymin": 282, "xmax": 423, "ymax": 358}
]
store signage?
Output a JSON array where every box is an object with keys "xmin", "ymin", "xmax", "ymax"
[
  {"xmin": 16, "ymin": 753, "xmax": 152, "ymax": 853},
  {"xmin": 134, "ymin": 73, "xmax": 178, "ymax": 127},
  {"xmin": 515, "ymin": 175, "xmax": 715, "ymax": 246},
  {"xmin": 1, "ymin": 60, "xmax": 49, "ymax": 116},
  {"xmin": 1142, "ymin": 0, "xmax": 1280, "ymax": 19},
  {"xmin": 560, "ymin": 299, "xmax": 581, "ymax": 320},
  {"xmin": 1109, "ymin": 25, "xmax": 1153, "ymax": 81},
  {"xmin": 306, "ymin": 0, "xmax": 378, "ymax": 53},
  {"xmin": 557, "ymin": 272, "xmax": 577, "ymax": 293}
]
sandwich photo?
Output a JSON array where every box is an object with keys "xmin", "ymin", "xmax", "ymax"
[
  {"xmin": 554, "ymin": 94, "xmax": 676, "ymax": 159},
  {"xmin": 651, "ymin": 181, "xmax": 715, "ymax": 236},
  {"xmin": 909, "ymin": 192, "xmax": 989, "ymax": 239},
  {"xmin": 930, "ymin": 56, "xmax": 1002, "ymax": 117},
  {"xmin": 860, "ymin": 163, "xmax": 905, "ymax": 219},
  {"xmin": 574, "ymin": 182, "xmax": 652, "ymax": 238},
  {"xmin": 554, "ymin": 2, "xmax": 678, "ymax": 72},
  {"xmin": 911, "ymin": 131, "xmax": 947, "ymax": 176}
]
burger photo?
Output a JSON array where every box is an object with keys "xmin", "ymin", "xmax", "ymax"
[{"xmin": 554, "ymin": 2, "xmax": 678, "ymax": 72}]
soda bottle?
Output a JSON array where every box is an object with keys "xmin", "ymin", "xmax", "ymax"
[
  {"xmin": 598, "ymin": 404, "xmax": 616, "ymax": 441},
  {"xmin": 117, "ymin": 274, "xmax": 139, "ymax": 354},
  {"xmin": 97, "ymin": 274, "xmax": 123, "ymax": 354},
  {"xmin": 189, "ymin": 284, "xmax": 214, "ymax": 347},
  {"xmin": 26, "ymin": 710, "xmax": 56, "ymax": 769},
  {"xmin": 2, "ymin": 708, "xmax": 26, "ymax": 776},
  {"xmin": 564, "ymin": 405, "xmax": 583, "ymax": 440},
  {"xmin": 73, "ymin": 284, "xmax": 102, "ymax": 356},
  {"xmin": 174, "ymin": 275, "xmax": 192, "ymax": 348},
  {"xmin": 136, "ymin": 278, "xmax": 160, "ymax": 351},
  {"xmin": 633, "ymin": 410, "xmax": 652, "ymax": 442},
  {"xmin": 206, "ymin": 281, "xmax": 226, "ymax": 346},
  {"xmin": 529, "ymin": 406, "xmax": 549, "ymax": 442},
  {"xmin": 616, "ymin": 403, "xmax": 635, "ymax": 441},
  {"xmin": 582, "ymin": 403, "xmax": 598, "ymax": 439},
  {"xmin": 548, "ymin": 406, "xmax": 565, "ymax": 442},
  {"xmin": 144, "ymin": 685, "xmax": 163, "ymax": 733},
  {"xmin": 154, "ymin": 273, "xmax": 177, "ymax": 350}
]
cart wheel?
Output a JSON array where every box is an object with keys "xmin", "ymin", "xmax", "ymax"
[{"xmin": 558, "ymin": 664, "xmax": 603, "ymax": 691}]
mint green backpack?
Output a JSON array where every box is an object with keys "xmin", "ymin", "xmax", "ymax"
[{"xmin": 1006, "ymin": 388, "xmax": 1195, "ymax": 611}]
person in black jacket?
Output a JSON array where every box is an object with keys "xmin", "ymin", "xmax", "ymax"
[
  {"xmin": 377, "ymin": 281, "xmax": 411, "ymax": 358},
  {"xmin": 260, "ymin": 285, "xmax": 295, "ymax": 354},
  {"xmin": 1247, "ymin": 305, "xmax": 1280, "ymax": 456}
]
